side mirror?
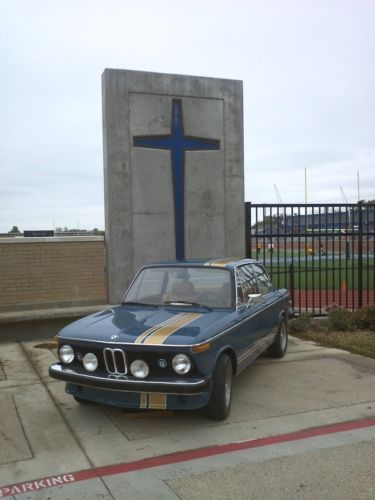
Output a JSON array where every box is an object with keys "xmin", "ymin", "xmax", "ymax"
[{"xmin": 247, "ymin": 293, "xmax": 262, "ymax": 307}]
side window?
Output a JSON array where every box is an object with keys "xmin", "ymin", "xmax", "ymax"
[
  {"xmin": 252, "ymin": 264, "xmax": 273, "ymax": 295},
  {"xmin": 235, "ymin": 265, "xmax": 258, "ymax": 305}
]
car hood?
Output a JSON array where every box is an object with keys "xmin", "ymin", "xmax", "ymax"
[{"xmin": 58, "ymin": 305, "xmax": 234, "ymax": 346}]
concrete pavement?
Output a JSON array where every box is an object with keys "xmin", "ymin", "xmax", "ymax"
[{"xmin": 0, "ymin": 336, "xmax": 374, "ymax": 499}]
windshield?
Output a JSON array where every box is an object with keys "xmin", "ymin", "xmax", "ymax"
[{"xmin": 124, "ymin": 266, "xmax": 233, "ymax": 308}]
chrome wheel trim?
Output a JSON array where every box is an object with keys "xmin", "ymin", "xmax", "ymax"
[
  {"xmin": 280, "ymin": 323, "xmax": 288, "ymax": 351},
  {"xmin": 224, "ymin": 364, "xmax": 232, "ymax": 408}
]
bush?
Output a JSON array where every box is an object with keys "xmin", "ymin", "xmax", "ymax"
[
  {"xmin": 289, "ymin": 314, "xmax": 314, "ymax": 333},
  {"xmin": 352, "ymin": 306, "xmax": 375, "ymax": 331},
  {"xmin": 327, "ymin": 305, "xmax": 375, "ymax": 331},
  {"xmin": 291, "ymin": 306, "xmax": 375, "ymax": 334},
  {"xmin": 327, "ymin": 308, "xmax": 353, "ymax": 331}
]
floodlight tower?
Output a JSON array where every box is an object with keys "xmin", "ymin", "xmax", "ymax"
[
  {"xmin": 274, "ymin": 185, "xmax": 282, "ymax": 204},
  {"xmin": 340, "ymin": 186, "xmax": 351, "ymax": 259},
  {"xmin": 274, "ymin": 185, "xmax": 283, "ymax": 239}
]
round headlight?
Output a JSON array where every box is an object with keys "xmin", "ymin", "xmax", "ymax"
[
  {"xmin": 130, "ymin": 359, "xmax": 149, "ymax": 379},
  {"xmin": 59, "ymin": 345, "xmax": 74, "ymax": 364},
  {"xmin": 172, "ymin": 354, "xmax": 191, "ymax": 374},
  {"xmin": 83, "ymin": 353, "xmax": 98, "ymax": 372}
]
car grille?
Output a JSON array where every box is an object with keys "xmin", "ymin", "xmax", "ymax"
[
  {"xmin": 103, "ymin": 348, "xmax": 127, "ymax": 375},
  {"xmin": 66, "ymin": 344, "xmax": 196, "ymax": 377}
]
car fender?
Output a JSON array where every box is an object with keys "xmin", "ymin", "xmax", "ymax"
[
  {"xmin": 212, "ymin": 345, "xmax": 237, "ymax": 376},
  {"xmin": 278, "ymin": 308, "xmax": 287, "ymax": 326}
]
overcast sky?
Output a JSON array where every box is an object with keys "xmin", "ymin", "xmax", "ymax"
[{"xmin": 1, "ymin": 0, "xmax": 374, "ymax": 232}]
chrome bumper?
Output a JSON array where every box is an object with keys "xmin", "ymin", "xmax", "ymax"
[{"xmin": 49, "ymin": 363, "xmax": 210, "ymax": 395}]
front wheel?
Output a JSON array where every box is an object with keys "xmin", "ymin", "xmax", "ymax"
[
  {"xmin": 268, "ymin": 319, "xmax": 288, "ymax": 358},
  {"xmin": 204, "ymin": 354, "xmax": 233, "ymax": 420}
]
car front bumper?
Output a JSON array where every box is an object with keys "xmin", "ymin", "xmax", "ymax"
[{"xmin": 49, "ymin": 363, "xmax": 210, "ymax": 395}]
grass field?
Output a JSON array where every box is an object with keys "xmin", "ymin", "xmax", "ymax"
[{"xmin": 262, "ymin": 255, "xmax": 374, "ymax": 291}]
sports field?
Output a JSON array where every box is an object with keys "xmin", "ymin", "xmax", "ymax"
[
  {"xmin": 261, "ymin": 252, "xmax": 374, "ymax": 312},
  {"xmin": 263, "ymin": 254, "xmax": 374, "ymax": 291}
]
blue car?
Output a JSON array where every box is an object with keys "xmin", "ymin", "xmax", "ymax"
[{"xmin": 49, "ymin": 258, "xmax": 289, "ymax": 419}]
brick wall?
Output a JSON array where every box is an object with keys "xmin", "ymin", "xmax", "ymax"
[{"xmin": 0, "ymin": 237, "xmax": 106, "ymax": 311}]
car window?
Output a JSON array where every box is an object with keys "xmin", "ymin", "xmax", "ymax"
[
  {"xmin": 124, "ymin": 266, "xmax": 233, "ymax": 308},
  {"xmin": 252, "ymin": 263, "xmax": 273, "ymax": 294},
  {"xmin": 235, "ymin": 265, "xmax": 258, "ymax": 306}
]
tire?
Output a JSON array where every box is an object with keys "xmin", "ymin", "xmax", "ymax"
[
  {"xmin": 204, "ymin": 354, "xmax": 233, "ymax": 420},
  {"xmin": 268, "ymin": 319, "xmax": 288, "ymax": 358}
]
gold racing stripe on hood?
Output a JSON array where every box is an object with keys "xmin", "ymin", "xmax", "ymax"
[
  {"xmin": 134, "ymin": 313, "xmax": 187, "ymax": 344},
  {"xmin": 142, "ymin": 312, "xmax": 202, "ymax": 345},
  {"xmin": 204, "ymin": 257, "xmax": 235, "ymax": 267}
]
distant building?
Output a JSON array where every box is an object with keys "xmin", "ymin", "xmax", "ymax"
[{"xmin": 252, "ymin": 206, "xmax": 374, "ymax": 235}]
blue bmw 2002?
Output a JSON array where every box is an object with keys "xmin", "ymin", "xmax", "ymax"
[{"xmin": 49, "ymin": 258, "xmax": 289, "ymax": 419}]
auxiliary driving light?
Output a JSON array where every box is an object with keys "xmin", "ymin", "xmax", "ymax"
[
  {"xmin": 59, "ymin": 345, "xmax": 74, "ymax": 364},
  {"xmin": 83, "ymin": 353, "xmax": 98, "ymax": 372},
  {"xmin": 130, "ymin": 359, "xmax": 149, "ymax": 379},
  {"xmin": 172, "ymin": 354, "xmax": 191, "ymax": 375}
]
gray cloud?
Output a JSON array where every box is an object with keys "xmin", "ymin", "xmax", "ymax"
[{"xmin": 0, "ymin": 0, "xmax": 374, "ymax": 232}]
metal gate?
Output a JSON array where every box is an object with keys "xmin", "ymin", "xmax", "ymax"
[{"xmin": 245, "ymin": 202, "xmax": 375, "ymax": 315}]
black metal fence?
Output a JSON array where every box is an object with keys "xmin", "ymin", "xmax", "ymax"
[{"xmin": 245, "ymin": 202, "xmax": 375, "ymax": 315}]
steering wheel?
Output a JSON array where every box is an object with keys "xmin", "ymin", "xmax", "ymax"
[{"xmin": 197, "ymin": 292, "xmax": 227, "ymax": 307}]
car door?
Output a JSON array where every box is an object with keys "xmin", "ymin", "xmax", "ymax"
[
  {"xmin": 232, "ymin": 264, "xmax": 266, "ymax": 360},
  {"xmin": 251, "ymin": 263, "xmax": 280, "ymax": 335}
]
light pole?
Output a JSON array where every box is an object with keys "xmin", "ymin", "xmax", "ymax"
[{"xmin": 339, "ymin": 186, "xmax": 351, "ymax": 259}]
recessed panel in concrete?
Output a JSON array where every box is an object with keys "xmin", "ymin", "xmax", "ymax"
[
  {"xmin": 101, "ymin": 356, "xmax": 375, "ymax": 441},
  {"xmin": 103, "ymin": 69, "xmax": 244, "ymax": 303},
  {"xmin": 0, "ymin": 384, "xmax": 90, "ymax": 488},
  {"xmin": 230, "ymin": 356, "xmax": 375, "ymax": 422},
  {"xmin": 20, "ymin": 340, "xmax": 58, "ymax": 383},
  {"xmin": 0, "ymin": 395, "xmax": 32, "ymax": 465},
  {"xmin": 0, "ymin": 342, "xmax": 39, "ymax": 388}
]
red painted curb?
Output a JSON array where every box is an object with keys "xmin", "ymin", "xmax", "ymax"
[{"xmin": 1, "ymin": 417, "xmax": 374, "ymax": 497}]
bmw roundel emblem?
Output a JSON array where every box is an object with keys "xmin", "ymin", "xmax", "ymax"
[{"xmin": 110, "ymin": 334, "xmax": 120, "ymax": 341}]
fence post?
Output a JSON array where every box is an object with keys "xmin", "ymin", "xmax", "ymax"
[
  {"xmin": 245, "ymin": 202, "xmax": 252, "ymax": 258},
  {"xmin": 357, "ymin": 202, "xmax": 363, "ymax": 308},
  {"xmin": 289, "ymin": 263, "xmax": 295, "ymax": 311}
]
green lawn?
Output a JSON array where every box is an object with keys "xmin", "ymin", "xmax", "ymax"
[{"xmin": 264, "ymin": 256, "xmax": 374, "ymax": 291}]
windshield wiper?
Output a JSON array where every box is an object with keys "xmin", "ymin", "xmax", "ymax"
[
  {"xmin": 122, "ymin": 301, "xmax": 158, "ymax": 308},
  {"xmin": 163, "ymin": 300, "xmax": 212, "ymax": 311}
]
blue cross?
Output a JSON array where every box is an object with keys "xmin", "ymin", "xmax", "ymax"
[{"xmin": 133, "ymin": 99, "xmax": 220, "ymax": 260}]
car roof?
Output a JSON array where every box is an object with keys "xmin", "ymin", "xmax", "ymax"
[{"xmin": 144, "ymin": 258, "xmax": 260, "ymax": 270}]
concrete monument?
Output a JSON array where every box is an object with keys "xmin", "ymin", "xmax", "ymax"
[{"xmin": 102, "ymin": 69, "xmax": 244, "ymax": 303}]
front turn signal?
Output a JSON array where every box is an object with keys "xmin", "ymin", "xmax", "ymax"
[{"xmin": 191, "ymin": 342, "xmax": 210, "ymax": 353}]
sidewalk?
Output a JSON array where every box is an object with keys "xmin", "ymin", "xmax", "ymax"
[{"xmin": 0, "ymin": 335, "xmax": 374, "ymax": 499}]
